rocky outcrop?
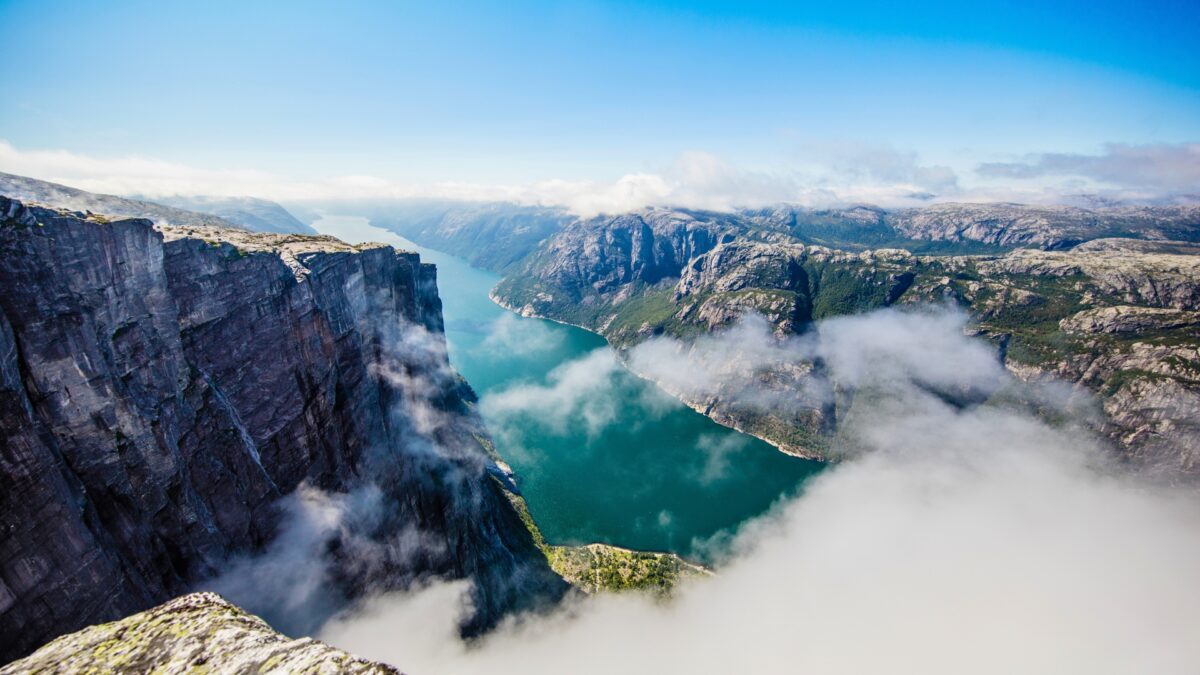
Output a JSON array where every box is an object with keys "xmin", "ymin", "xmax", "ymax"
[
  {"xmin": 493, "ymin": 211, "xmax": 1200, "ymax": 478},
  {"xmin": 0, "ymin": 592, "xmax": 399, "ymax": 674},
  {"xmin": 887, "ymin": 202, "xmax": 1200, "ymax": 249},
  {"xmin": 524, "ymin": 209, "xmax": 738, "ymax": 296},
  {"xmin": 976, "ymin": 248, "xmax": 1200, "ymax": 310},
  {"xmin": 1059, "ymin": 306, "xmax": 1200, "ymax": 334},
  {"xmin": 0, "ymin": 198, "xmax": 564, "ymax": 663},
  {"xmin": 1072, "ymin": 238, "xmax": 1200, "ymax": 255}
]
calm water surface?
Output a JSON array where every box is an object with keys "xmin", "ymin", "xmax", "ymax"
[{"xmin": 312, "ymin": 214, "xmax": 821, "ymax": 559}]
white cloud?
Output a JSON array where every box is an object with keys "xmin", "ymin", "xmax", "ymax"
[
  {"xmin": 695, "ymin": 433, "xmax": 751, "ymax": 484},
  {"xmin": 318, "ymin": 306, "xmax": 1200, "ymax": 675},
  {"xmin": 978, "ymin": 142, "xmax": 1200, "ymax": 193},
  {"xmin": 480, "ymin": 313, "xmax": 565, "ymax": 356},
  {"xmin": 479, "ymin": 348, "xmax": 626, "ymax": 438},
  {"xmin": 2, "ymin": 139, "xmax": 1195, "ymax": 219},
  {"xmin": 794, "ymin": 139, "xmax": 960, "ymax": 197}
]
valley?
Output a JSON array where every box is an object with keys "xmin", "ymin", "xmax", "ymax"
[{"xmin": 310, "ymin": 214, "xmax": 823, "ymax": 558}]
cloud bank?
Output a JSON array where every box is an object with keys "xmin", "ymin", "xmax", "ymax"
[
  {"xmin": 4, "ymin": 139, "xmax": 1196, "ymax": 218},
  {"xmin": 317, "ymin": 306, "xmax": 1200, "ymax": 675},
  {"xmin": 978, "ymin": 142, "xmax": 1200, "ymax": 194}
]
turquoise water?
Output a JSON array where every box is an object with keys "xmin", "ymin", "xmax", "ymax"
[{"xmin": 312, "ymin": 215, "xmax": 821, "ymax": 559}]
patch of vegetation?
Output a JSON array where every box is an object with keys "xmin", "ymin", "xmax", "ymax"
[
  {"xmin": 605, "ymin": 287, "xmax": 681, "ymax": 334},
  {"xmin": 499, "ymin": 487, "xmax": 549, "ymax": 552},
  {"xmin": 545, "ymin": 544, "xmax": 708, "ymax": 596},
  {"xmin": 891, "ymin": 239, "xmax": 1011, "ymax": 256},
  {"xmin": 496, "ymin": 477, "xmax": 705, "ymax": 595},
  {"xmin": 1102, "ymin": 368, "xmax": 1175, "ymax": 396},
  {"xmin": 972, "ymin": 272, "xmax": 1119, "ymax": 367},
  {"xmin": 805, "ymin": 262, "xmax": 903, "ymax": 319}
]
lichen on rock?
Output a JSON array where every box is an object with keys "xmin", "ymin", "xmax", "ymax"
[{"xmin": 0, "ymin": 593, "xmax": 401, "ymax": 674}]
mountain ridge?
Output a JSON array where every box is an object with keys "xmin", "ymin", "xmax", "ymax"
[{"xmin": 0, "ymin": 172, "xmax": 314, "ymax": 234}]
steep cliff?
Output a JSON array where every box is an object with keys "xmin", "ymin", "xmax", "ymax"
[
  {"xmin": 0, "ymin": 593, "xmax": 399, "ymax": 674},
  {"xmin": 492, "ymin": 210, "xmax": 1200, "ymax": 479},
  {"xmin": 0, "ymin": 198, "xmax": 564, "ymax": 663}
]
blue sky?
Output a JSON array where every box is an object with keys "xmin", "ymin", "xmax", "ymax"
[{"xmin": 0, "ymin": 0, "xmax": 1197, "ymax": 210}]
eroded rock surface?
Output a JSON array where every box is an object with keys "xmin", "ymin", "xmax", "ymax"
[
  {"xmin": 0, "ymin": 592, "xmax": 399, "ymax": 674},
  {"xmin": 0, "ymin": 198, "xmax": 563, "ymax": 663}
]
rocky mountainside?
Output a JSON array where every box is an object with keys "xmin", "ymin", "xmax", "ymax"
[
  {"xmin": 0, "ymin": 593, "xmax": 399, "ymax": 674},
  {"xmin": 492, "ymin": 208, "xmax": 1200, "ymax": 479},
  {"xmin": 0, "ymin": 198, "xmax": 564, "ymax": 663},
  {"xmin": 368, "ymin": 200, "xmax": 573, "ymax": 274},
  {"xmin": 741, "ymin": 202, "xmax": 1200, "ymax": 251},
  {"xmin": 886, "ymin": 202, "xmax": 1200, "ymax": 249},
  {"xmin": 375, "ymin": 200, "xmax": 1200, "ymax": 272},
  {"xmin": 0, "ymin": 172, "xmax": 313, "ymax": 234},
  {"xmin": 149, "ymin": 195, "xmax": 317, "ymax": 234}
]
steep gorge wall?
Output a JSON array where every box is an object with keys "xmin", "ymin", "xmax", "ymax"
[{"xmin": 0, "ymin": 199, "xmax": 562, "ymax": 663}]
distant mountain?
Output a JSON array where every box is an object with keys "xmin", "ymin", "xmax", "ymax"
[
  {"xmin": 0, "ymin": 171, "xmax": 237, "ymax": 229},
  {"xmin": 151, "ymin": 194, "xmax": 317, "ymax": 234},
  {"xmin": 1, "ymin": 593, "xmax": 399, "ymax": 674},
  {"xmin": 365, "ymin": 200, "xmax": 574, "ymax": 273},
  {"xmin": 0, "ymin": 172, "xmax": 314, "ymax": 234},
  {"xmin": 885, "ymin": 202, "xmax": 1200, "ymax": 250},
  {"xmin": 742, "ymin": 202, "xmax": 1200, "ymax": 251},
  {"xmin": 362, "ymin": 200, "xmax": 1200, "ymax": 274}
]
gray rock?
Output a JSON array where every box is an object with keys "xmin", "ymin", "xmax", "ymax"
[
  {"xmin": 0, "ymin": 198, "xmax": 563, "ymax": 663},
  {"xmin": 888, "ymin": 202, "xmax": 1200, "ymax": 249},
  {"xmin": 1059, "ymin": 306, "xmax": 1200, "ymax": 334},
  {"xmin": 0, "ymin": 592, "xmax": 400, "ymax": 674}
]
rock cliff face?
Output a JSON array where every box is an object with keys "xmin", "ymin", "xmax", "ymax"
[
  {"xmin": 0, "ymin": 198, "xmax": 563, "ymax": 663},
  {"xmin": 0, "ymin": 593, "xmax": 399, "ymax": 674},
  {"xmin": 492, "ymin": 208, "xmax": 1200, "ymax": 479}
]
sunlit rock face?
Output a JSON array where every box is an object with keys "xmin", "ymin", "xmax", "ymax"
[
  {"xmin": 492, "ymin": 205, "xmax": 1200, "ymax": 478},
  {"xmin": 0, "ymin": 198, "xmax": 563, "ymax": 664},
  {"xmin": 0, "ymin": 592, "xmax": 401, "ymax": 675}
]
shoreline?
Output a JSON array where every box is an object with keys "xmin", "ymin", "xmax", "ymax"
[{"xmin": 487, "ymin": 289, "xmax": 827, "ymax": 462}]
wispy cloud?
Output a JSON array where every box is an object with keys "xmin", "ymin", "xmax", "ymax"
[
  {"xmin": 3, "ymin": 139, "xmax": 1196, "ymax": 218},
  {"xmin": 480, "ymin": 313, "xmax": 565, "ymax": 357},
  {"xmin": 479, "ymin": 349, "xmax": 627, "ymax": 438},
  {"xmin": 318, "ymin": 306, "xmax": 1200, "ymax": 675},
  {"xmin": 977, "ymin": 142, "xmax": 1200, "ymax": 194}
]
